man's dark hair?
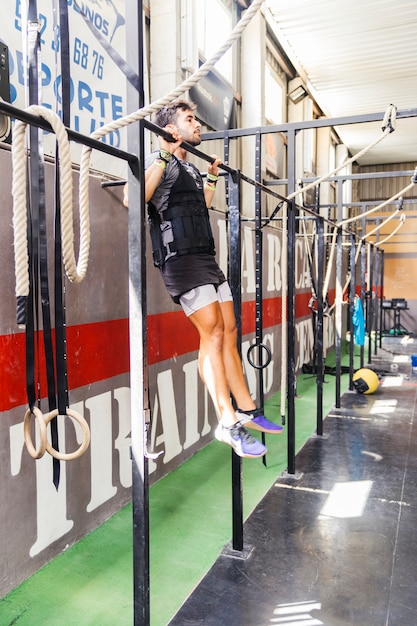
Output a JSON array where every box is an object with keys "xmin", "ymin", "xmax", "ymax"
[{"xmin": 153, "ymin": 100, "xmax": 196, "ymax": 128}]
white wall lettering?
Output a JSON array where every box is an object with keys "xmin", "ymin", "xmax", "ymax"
[
  {"xmin": 86, "ymin": 394, "xmax": 117, "ymax": 512},
  {"xmin": 295, "ymin": 238, "xmax": 312, "ymax": 290},
  {"xmin": 29, "ymin": 415, "xmax": 74, "ymax": 557},
  {"xmin": 150, "ymin": 370, "xmax": 182, "ymax": 465},
  {"xmin": 266, "ymin": 232, "xmax": 282, "ymax": 292},
  {"xmin": 241, "ymin": 226, "xmax": 256, "ymax": 294},
  {"xmin": 113, "ymin": 387, "xmax": 132, "ymax": 489},
  {"xmin": 182, "ymin": 360, "xmax": 201, "ymax": 449},
  {"xmin": 295, "ymin": 319, "xmax": 315, "ymax": 370}
]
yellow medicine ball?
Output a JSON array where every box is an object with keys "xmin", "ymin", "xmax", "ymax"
[{"xmin": 352, "ymin": 368, "xmax": 379, "ymax": 394}]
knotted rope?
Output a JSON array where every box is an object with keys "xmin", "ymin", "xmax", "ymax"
[
  {"xmin": 338, "ymin": 165, "xmax": 416, "ymax": 228},
  {"xmin": 12, "ymin": 0, "xmax": 265, "ymax": 291},
  {"xmin": 12, "ymin": 104, "xmax": 82, "ymax": 301},
  {"xmin": 288, "ymin": 104, "xmax": 397, "ymax": 205}
]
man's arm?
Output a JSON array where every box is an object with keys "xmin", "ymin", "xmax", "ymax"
[
  {"xmin": 146, "ymin": 125, "xmax": 183, "ymax": 202},
  {"xmin": 144, "ymin": 155, "xmax": 167, "ymax": 202},
  {"xmin": 204, "ymin": 155, "xmax": 222, "ymax": 207}
]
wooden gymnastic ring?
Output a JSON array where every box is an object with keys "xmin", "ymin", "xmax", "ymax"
[
  {"xmin": 23, "ymin": 406, "xmax": 48, "ymax": 459},
  {"xmin": 44, "ymin": 408, "xmax": 91, "ymax": 461}
]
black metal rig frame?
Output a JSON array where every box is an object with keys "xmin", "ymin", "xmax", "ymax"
[{"xmin": 2, "ymin": 2, "xmax": 417, "ymax": 617}]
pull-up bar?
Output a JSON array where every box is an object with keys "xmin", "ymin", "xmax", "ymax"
[{"xmin": 0, "ymin": 100, "xmax": 137, "ymax": 163}]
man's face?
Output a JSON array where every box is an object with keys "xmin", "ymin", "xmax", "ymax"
[{"xmin": 174, "ymin": 108, "xmax": 201, "ymax": 146}]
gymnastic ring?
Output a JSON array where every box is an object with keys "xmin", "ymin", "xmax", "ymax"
[
  {"xmin": 44, "ymin": 408, "xmax": 91, "ymax": 461},
  {"xmin": 247, "ymin": 342, "xmax": 272, "ymax": 370},
  {"xmin": 23, "ymin": 406, "xmax": 48, "ymax": 459}
]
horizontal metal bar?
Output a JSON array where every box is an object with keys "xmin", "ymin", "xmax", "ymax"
[
  {"xmin": 101, "ymin": 179, "xmax": 127, "ymax": 188},
  {"xmin": 143, "ymin": 118, "xmax": 291, "ymax": 204},
  {"xmin": 265, "ymin": 170, "xmax": 417, "ymax": 186},
  {"xmin": 201, "ymin": 108, "xmax": 417, "ymax": 140},
  {"xmin": 0, "ymin": 100, "xmax": 138, "ymax": 163}
]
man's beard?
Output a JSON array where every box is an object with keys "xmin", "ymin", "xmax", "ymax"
[{"xmin": 187, "ymin": 134, "xmax": 202, "ymax": 147}]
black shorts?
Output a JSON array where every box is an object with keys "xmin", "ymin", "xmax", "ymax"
[{"xmin": 159, "ymin": 253, "xmax": 227, "ymax": 303}]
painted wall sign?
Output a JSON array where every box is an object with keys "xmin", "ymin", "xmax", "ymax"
[{"xmin": 5, "ymin": 0, "xmax": 128, "ymax": 176}]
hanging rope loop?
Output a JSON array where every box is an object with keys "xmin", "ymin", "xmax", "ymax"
[
  {"xmin": 381, "ymin": 104, "xmax": 397, "ymax": 133},
  {"xmin": 77, "ymin": 0, "xmax": 266, "ymax": 273},
  {"xmin": 12, "ymin": 104, "xmax": 90, "ymax": 299}
]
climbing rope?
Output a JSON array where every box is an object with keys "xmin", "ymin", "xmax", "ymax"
[
  {"xmin": 337, "ymin": 166, "xmax": 417, "ymax": 228},
  {"xmin": 12, "ymin": 104, "xmax": 79, "ymax": 303},
  {"xmin": 12, "ymin": 1, "xmax": 265, "ymax": 462},
  {"xmin": 376, "ymin": 213, "xmax": 406, "ymax": 246},
  {"xmin": 12, "ymin": 0, "xmax": 265, "ymax": 290},
  {"xmin": 76, "ymin": 0, "xmax": 265, "ymax": 279},
  {"xmin": 362, "ymin": 208, "xmax": 401, "ymax": 241},
  {"xmin": 287, "ymin": 104, "xmax": 397, "ymax": 205}
]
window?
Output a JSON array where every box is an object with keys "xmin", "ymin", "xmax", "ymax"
[
  {"xmin": 265, "ymin": 64, "xmax": 283, "ymax": 125},
  {"xmin": 197, "ymin": 0, "xmax": 233, "ymax": 82}
]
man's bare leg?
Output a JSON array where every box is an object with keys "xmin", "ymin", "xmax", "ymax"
[
  {"xmin": 187, "ymin": 301, "xmax": 236, "ymax": 426},
  {"xmin": 187, "ymin": 301, "xmax": 267, "ymax": 458}
]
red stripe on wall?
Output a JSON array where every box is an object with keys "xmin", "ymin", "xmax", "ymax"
[
  {"xmin": 0, "ymin": 319, "xmax": 130, "ymax": 413},
  {"xmin": 1, "ymin": 291, "xmax": 322, "ymax": 413}
]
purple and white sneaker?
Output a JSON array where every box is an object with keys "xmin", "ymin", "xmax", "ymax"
[
  {"xmin": 236, "ymin": 408, "xmax": 284, "ymax": 434},
  {"xmin": 215, "ymin": 422, "xmax": 267, "ymax": 458}
]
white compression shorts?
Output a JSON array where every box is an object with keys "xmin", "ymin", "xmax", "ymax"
[{"xmin": 179, "ymin": 281, "xmax": 233, "ymax": 317}]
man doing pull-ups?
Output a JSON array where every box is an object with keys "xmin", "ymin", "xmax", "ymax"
[{"xmin": 125, "ymin": 100, "xmax": 283, "ymax": 458}]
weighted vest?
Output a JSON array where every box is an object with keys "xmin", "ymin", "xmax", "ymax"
[{"xmin": 148, "ymin": 157, "xmax": 215, "ymax": 267}]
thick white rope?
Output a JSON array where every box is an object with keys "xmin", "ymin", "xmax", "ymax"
[
  {"xmin": 322, "ymin": 227, "xmax": 338, "ymax": 301},
  {"xmin": 362, "ymin": 208, "xmax": 400, "ymax": 240},
  {"xmin": 12, "ymin": 104, "xmax": 78, "ymax": 299},
  {"xmin": 337, "ymin": 180, "xmax": 414, "ymax": 228},
  {"xmin": 287, "ymin": 104, "xmax": 397, "ymax": 204},
  {"xmin": 326, "ymin": 241, "xmax": 362, "ymax": 315},
  {"xmin": 326, "ymin": 208, "xmax": 407, "ymax": 316},
  {"xmin": 320, "ymin": 162, "xmax": 415, "ymax": 305},
  {"xmin": 376, "ymin": 213, "xmax": 406, "ymax": 246},
  {"xmin": 76, "ymin": 0, "xmax": 266, "ymax": 280},
  {"xmin": 12, "ymin": 0, "xmax": 265, "ymax": 290}
]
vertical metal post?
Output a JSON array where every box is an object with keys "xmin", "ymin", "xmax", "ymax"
[
  {"xmin": 348, "ymin": 233, "xmax": 356, "ymax": 389},
  {"xmin": 286, "ymin": 129, "xmax": 297, "ymax": 474},
  {"xmin": 254, "ymin": 131, "xmax": 264, "ymax": 405},
  {"xmin": 335, "ymin": 228, "xmax": 343, "ymax": 408},
  {"xmin": 125, "ymin": 2, "xmax": 149, "ymax": 624},
  {"xmin": 374, "ymin": 246, "xmax": 380, "ymax": 355},
  {"xmin": 379, "ymin": 250, "xmax": 385, "ymax": 347},
  {"xmin": 334, "ymin": 180, "xmax": 345, "ymax": 408},
  {"xmin": 367, "ymin": 244, "xmax": 374, "ymax": 365},
  {"xmin": 316, "ymin": 217, "xmax": 324, "ymax": 436},
  {"xmin": 228, "ymin": 171, "xmax": 244, "ymax": 552},
  {"xmin": 360, "ymin": 237, "xmax": 366, "ymax": 369},
  {"xmin": 254, "ymin": 131, "xmax": 267, "ymax": 461}
]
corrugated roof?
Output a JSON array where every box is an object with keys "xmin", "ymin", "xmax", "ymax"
[{"xmin": 264, "ymin": 0, "xmax": 417, "ymax": 165}]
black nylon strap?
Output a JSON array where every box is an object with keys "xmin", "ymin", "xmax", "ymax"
[
  {"xmin": 53, "ymin": 0, "xmax": 71, "ymax": 417},
  {"xmin": 27, "ymin": 0, "xmax": 60, "ymax": 487}
]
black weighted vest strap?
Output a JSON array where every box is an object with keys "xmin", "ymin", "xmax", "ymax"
[{"xmin": 148, "ymin": 158, "xmax": 215, "ymax": 267}]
